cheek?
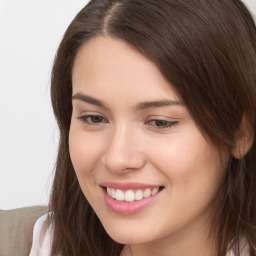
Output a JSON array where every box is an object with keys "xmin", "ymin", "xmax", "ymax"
[
  {"xmin": 149, "ymin": 131, "xmax": 222, "ymax": 194},
  {"xmin": 146, "ymin": 132, "xmax": 225, "ymax": 231},
  {"xmin": 69, "ymin": 129, "xmax": 105, "ymax": 178}
]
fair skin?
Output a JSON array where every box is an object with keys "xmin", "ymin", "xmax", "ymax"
[{"xmin": 69, "ymin": 36, "xmax": 229, "ymax": 256}]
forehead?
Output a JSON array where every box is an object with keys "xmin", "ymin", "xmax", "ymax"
[{"xmin": 72, "ymin": 36, "xmax": 180, "ymax": 103}]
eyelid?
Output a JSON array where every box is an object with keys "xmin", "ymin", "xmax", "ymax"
[
  {"xmin": 146, "ymin": 120, "xmax": 178, "ymax": 128},
  {"xmin": 145, "ymin": 116, "xmax": 179, "ymax": 129},
  {"xmin": 145, "ymin": 115, "xmax": 179, "ymax": 122},
  {"xmin": 77, "ymin": 114, "xmax": 108, "ymax": 126}
]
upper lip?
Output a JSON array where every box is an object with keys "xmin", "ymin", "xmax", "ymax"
[{"xmin": 100, "ymin": 181, "xmax": 164, "ymax": 190}]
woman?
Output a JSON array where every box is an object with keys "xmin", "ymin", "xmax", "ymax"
[{"xmin": 30, "ymin": 0, "xmax": 256, "ymax": 255}]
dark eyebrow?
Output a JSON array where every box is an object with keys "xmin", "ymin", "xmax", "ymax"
[
  {"xmin": 72, "ymin": 93, "xmax": 184, "ymax": 110},
  {"xmin": 136, "ymin": 100, "xmax": 184, "ymax": 110},
  {"xmin": 72, "ymin": 93, "xmax": 107, "ymax": 108}
]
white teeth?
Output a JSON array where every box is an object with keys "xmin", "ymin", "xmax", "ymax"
[
  {"xmin": 152, "ymin": 187, "xmax": 159, "ymax": 195},
  {"xmin": 124, "ymin": 190, "xmax": 135, "ymax": 202},
  {"xmin": 106, "ymin": 187, "xmax": 161, "ymax": 202},
  {"xmin": 115, "ymin": 189, "xmax": 124, "ymax": 201},
  {"xmin": 143, "ymin": 188, "xmax": 151, "ymax": 198},
  {"xmin": 111, "ymin": 188, "xmax": 116, "ymax": 199},
  {"xmin": 135, "ymin": 190, "xmax": 144, "ymax": 200}
]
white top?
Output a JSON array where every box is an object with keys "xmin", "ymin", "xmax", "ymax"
[
  {"xmin": 29, "ymin": 214, "xmax": 53, "ymax": 256},
  {"xmin": 29, "ymin": 214, "xmax": 250, "ymax": 256}
]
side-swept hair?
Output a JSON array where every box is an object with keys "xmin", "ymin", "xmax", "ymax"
[{"xmin": 49, "ymin": 1, "xmax": 256, "ymax": 255}]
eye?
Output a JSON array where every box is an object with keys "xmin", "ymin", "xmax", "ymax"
[
  {"xmin": 146, "ymin": 119, "xmax": 178, "ymax": 129},
  {"xmin": 77, "ymin": 115, "xmax": 108, "ymax": 125}
]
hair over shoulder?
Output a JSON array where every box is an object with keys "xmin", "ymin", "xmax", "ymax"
[{"xmin": 49, "ymin": 1, "xmax": 256, "ymax": 255}]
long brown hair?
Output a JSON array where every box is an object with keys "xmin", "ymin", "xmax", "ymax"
[{"xmin": 49, "ymin": 0, "xmax": 256, "ymax": 255}]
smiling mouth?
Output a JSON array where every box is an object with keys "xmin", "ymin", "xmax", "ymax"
[{"xmin": 103, "ymin": 186, "xmax": 165, "ymax": 202}]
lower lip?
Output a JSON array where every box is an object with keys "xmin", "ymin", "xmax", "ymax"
[{"xmin": 102, "ymin": 188, "xmax": 161, "ymax": 215}]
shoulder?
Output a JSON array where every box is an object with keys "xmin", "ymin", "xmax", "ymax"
[
  {"xmin": 29, "ymin": 213, "xmax": 53, "ymax": 256},
  {"xmin": 226, "ymin": 238, "xmax": 253, "ymax": 256}
]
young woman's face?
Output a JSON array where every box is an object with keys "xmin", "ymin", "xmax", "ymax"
[{"xmin": 69, "ymin": 36, "xmax": 228, "ymax": 249}]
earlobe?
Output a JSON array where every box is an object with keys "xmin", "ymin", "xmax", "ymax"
[{"xmin": 232, "ymin": 118, "xmax": 254, "ymax": 159}]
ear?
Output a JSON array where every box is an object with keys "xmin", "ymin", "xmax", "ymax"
[{"xmin": 232, "ymin": 116, "xmax": 254, "ymax": 159}]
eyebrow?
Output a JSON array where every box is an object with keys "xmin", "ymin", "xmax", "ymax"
[
  {"xmin": 72, "ymin": 92, "xmax": 184, "ymax": 110},
  {"xmin": 72, "ymin": 93, "xmax": 107, "ymax": 108},
  {"xmin": 136, "ymin": 99, "xmax": 184, "ymax": 110}
]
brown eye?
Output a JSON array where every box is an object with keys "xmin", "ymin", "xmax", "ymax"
[
  {"xmin": 77, "ymin": 115, "xmax": 108, "ymax": 125},
  {"xmin": 146, "ymin": 119, "xmax": 178, "ymax": 129},
  {"xmin": 154, "ymin": 120, "xmax": 169, "ymax": 127},
  {"xmin": 90, "ymin": 115, "xmax": 104, "ymax": 123}
]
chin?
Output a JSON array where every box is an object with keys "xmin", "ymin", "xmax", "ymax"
[
  {"xmin": 102, "ymin": 222, "xmax": 156, "ymax": 245},
  {"xmin": 108, "ymin": 232, "xmax": 150, "ymax": 245}
]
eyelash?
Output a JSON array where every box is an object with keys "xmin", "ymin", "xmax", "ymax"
[
  {"xmin": 77, "ymin": 115, "xmax": 179, "ymax": 129},
  {"xmin": 77, "ymin": 115, "xmax": 108, "ymax": 125},
  {"xmin": 146, "ymin": 119, "xmax": 178, "ymax": 129}
]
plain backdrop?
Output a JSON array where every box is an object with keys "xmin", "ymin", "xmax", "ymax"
[
  {"xmin": 0, "ymin": 0, "xmax": 255, "ymax": 210},
  {"xmin": 0, "ymin": 0, "xmax": 88, "ymax": 210}
]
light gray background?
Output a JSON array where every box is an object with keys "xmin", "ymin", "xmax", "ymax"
[
  {"xmin": 0, "ymin": 0, "xmax": 88, "ymax": 209},
  {"xmin": 0, "ymin": 0, "xmax": 255, "ymax": 210}
]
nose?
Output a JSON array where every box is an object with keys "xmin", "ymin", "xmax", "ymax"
[{"xmin": 102, "ymin": 124, "xmax": 146, "ymax": 174}]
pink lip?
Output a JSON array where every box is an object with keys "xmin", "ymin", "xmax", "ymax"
[{"xmin": 100, "ymin": 182, "xmax": 163, "ymax": 215}]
